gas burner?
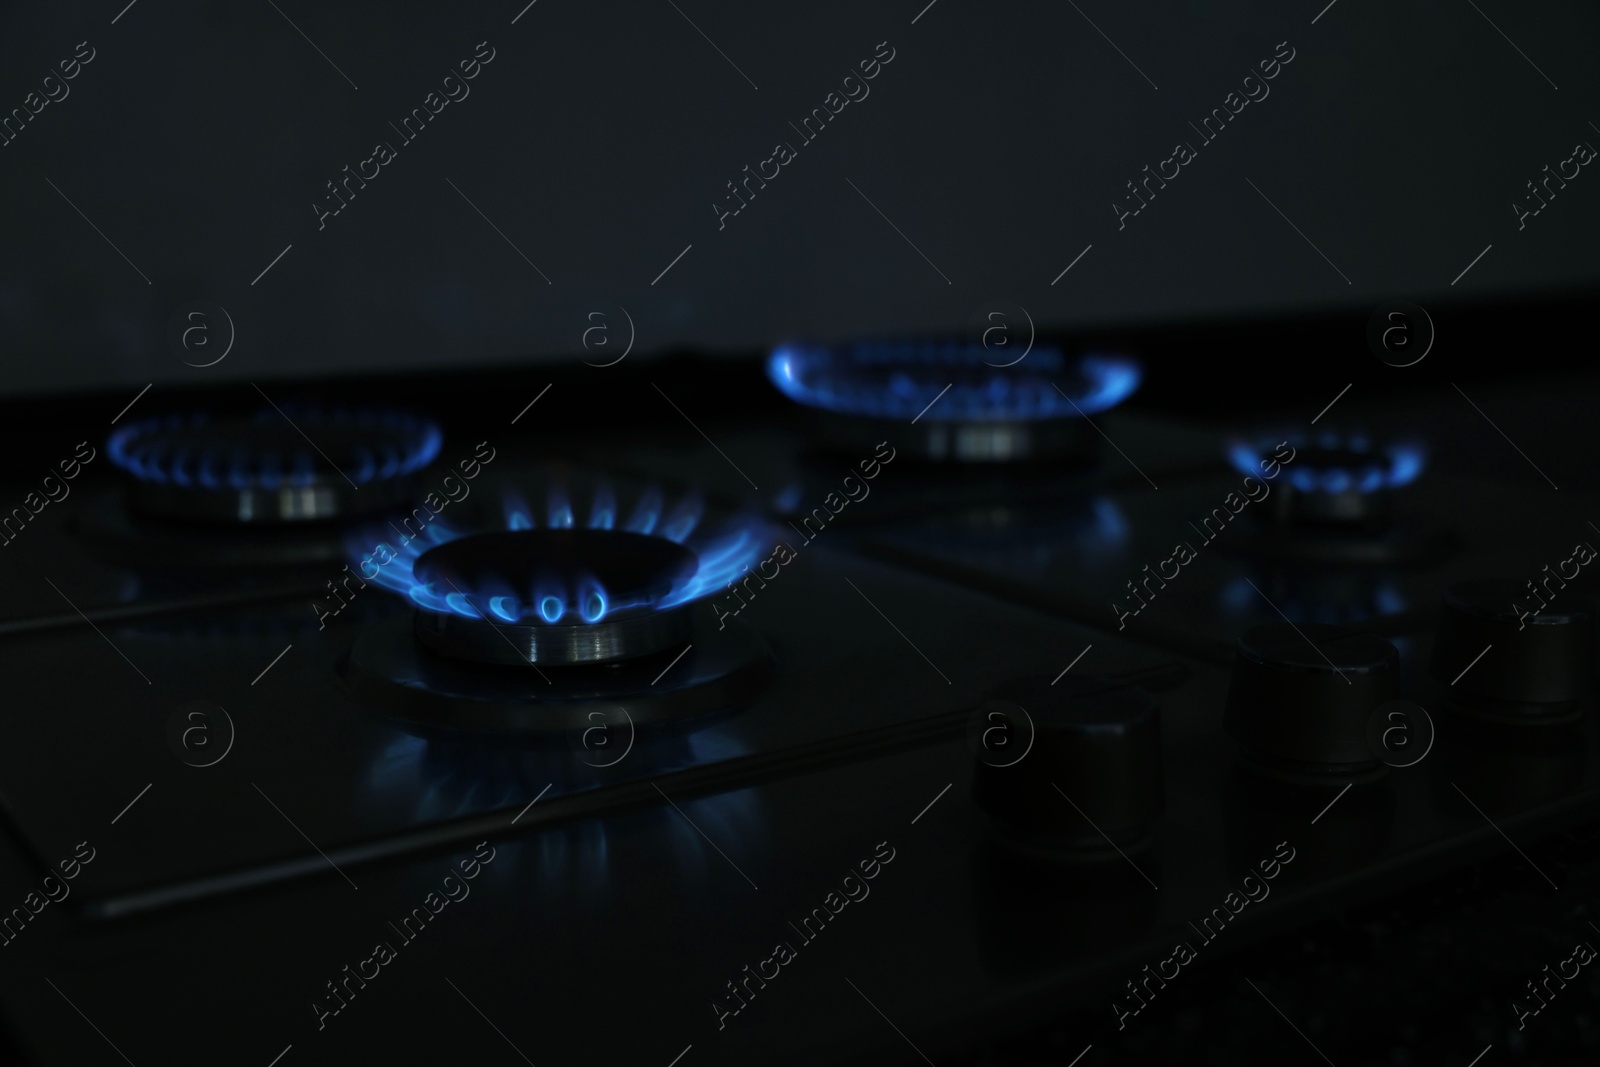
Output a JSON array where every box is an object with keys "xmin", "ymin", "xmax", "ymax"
[
  {"xmin": 1229, "ymin": 431, "xmax": 1422, "ymax": 526},
  {"xmin": 342, "ymin": 482, "xmax": 774, "ymax": 732},
  {"xmin": 365, "ymin": 483, "xmax": 764, "ymax": 660},
  {"xmin": 768, "ymin": 340, "xmax": 1140, "ymax": 462},
  {"xmin": 411, "ymin": 529, "xmax": 698, "ymax": 666},
  {"xmin": 1224, "ymin": 431, "xmax": 1448, "ymax": 565},
  {"xmin": 107, "ymin": 407, "xmax": 442, "ymax": 523}
]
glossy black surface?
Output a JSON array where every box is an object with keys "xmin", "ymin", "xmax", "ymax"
[{"xmin": 1, "ymin": 362, "xmax": 1599, "ymax": 1066}]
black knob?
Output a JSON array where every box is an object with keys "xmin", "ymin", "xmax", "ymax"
[
  {"xmin": 971, "ymin": 677, "xmax": 1162, "ymax": 862},
  {"xmin": 1431, "ymin": 579, "xmax": 1593, "ymax": 724},
  {"xmin": 1223, "ymin": 623, "xmax": 1399, "ymax": 785}
]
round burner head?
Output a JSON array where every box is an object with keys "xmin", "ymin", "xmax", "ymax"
[
  {"xmin": 1229, "ymin": 433, "xmax": 1424, "ymax": 528},
  {"xmin": 768, "ymin": 340, "xmax": 1140, "ymax": 462},
  {"xmin": 108, "ymin": 408, "xmax": 441, "ymax": 523},
  {"xmin": 410, "ymin": 529, "xmax": 700, "ymax": 666}
]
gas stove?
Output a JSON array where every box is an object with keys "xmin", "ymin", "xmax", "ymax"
[{"xmin": 1, "ymin": 334, "xmax": 1598, "ymax": 1067}]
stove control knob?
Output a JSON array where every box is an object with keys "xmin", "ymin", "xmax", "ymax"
[
  {"xmin": 971, "ymin": 677, "xmax": 1162, "ymax": 860},
  {"xmin": 1431, "ymin": 579, "xmax": 1593, "ymax": 723},
  {"xmin": 1223, "ymin": 622, "xmax": 1399, "ymax": 785}
]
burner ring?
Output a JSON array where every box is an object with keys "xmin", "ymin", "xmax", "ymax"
[
  {"xmin": 108, "ymin": 408, "xmax": 442, "ymax": 523},
  {"xmin": 769, "ymin": 340, "xmax": 1140, "ymax": 463},
  {"xmin": 1221, "ymin": 431, "xmax": 1450, "ymax": 563},
  {"xmin": 410, "ymin": 529, "xmax": 700, "ymax": 665},
  {"xmin": 768, "ymin": 340, "xmax": 1140, "ymax": 422},
  {"xmin": 1229, "ymin": 432, "xmax": 1424, "ymax": 526}
]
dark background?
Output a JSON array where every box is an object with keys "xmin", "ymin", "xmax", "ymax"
[
  {"xmin": 1, "ymin": 0, "xmax": 1596, "ymax": 396},
  {"xmin": 1, "ymin": 6, "xmax": 1600, "ymax": 1065}
]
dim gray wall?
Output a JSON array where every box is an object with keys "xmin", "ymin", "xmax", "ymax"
[{"xmin": 0, "ymin": 0, "xmax": 1594, "ymax": 394}]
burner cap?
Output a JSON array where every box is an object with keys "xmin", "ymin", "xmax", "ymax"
[
  {"xmin": 768, "ymin": 340, "xmax": 1140, "ymax": 462},
  {"xmin": 108, "ymin": 408, "xmax": 441, "ymax": 523},
  {"xmin": 410, "ymin": 529, "xmax": 700, "ymax": 665}
]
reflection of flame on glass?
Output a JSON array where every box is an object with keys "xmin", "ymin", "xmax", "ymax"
[
  {"xmin": 1228, "ymin": 433, "xmax": 1425, "ymax": 495},
  {"xmin": 772, "ymin": 482, "xmax": 805, "ymax": 513},
  {"xmin": 896, "ymin": 495, "xmax": 1132, "ymax": 579},
  {"xmin": 1088, "ymin": 497, "xmax": 1129, "ymax": 546},
  {"xmin": 1220, "ymin": 573, "xmax": 1408, "ymax": 625},
  {"xmin": 363, "ymin": 730, "xmax": 762, "ymax": 891},
  {"xmin": 767, "ymin": 341, "xmax": 1141, "ymax": 421},
  {"xmin": 936, "ymin": 496, "xmax": 1129, "ymax": 571},
  {"xmin": 353, "ymin": 483, "xmax": 767, "ymax": 625}
]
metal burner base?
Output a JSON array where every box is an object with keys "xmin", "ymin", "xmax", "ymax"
[
  {"xmin": 129, "ymin": 476, "xmax": 417, "ymax": 524},
  {"xmin": 816, "ymin": 411, "xmax": 1096, "ymax": 463},
  {"xmin": 340, "ymin": 603, "xmax": 772, "ymax": 735},
  {"xmin": 75, "ymin": 490, "xmax": 354, "ymax": 568},
  {"xmin": 414, "ymin": 604, "xmax": 694, "ymax": 666}
]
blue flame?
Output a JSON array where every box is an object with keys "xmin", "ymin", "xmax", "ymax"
[
  {"xmin": 538, "ymin": 594, "xmax": 565, "ymax": 623},
  {"xmin": 590, "ymin": 483, "xmax": 617, "ymax": 530},
  {"xmin": 355, "ymin": 483, "xmax": 768, "ymax": 625},
  {"xmin": 767, "ymin": 341, "xmax": 1140, "ymax": 421},
  {"xmin": 505, "ymin": 490, "xmax": 534, "ymax": 530},
  {"xmin": 108, "ymin": 408, "xmax": 442, "ymax": 488},
  {"xmin": 662, "ymin": 495, "xmax": 703, "ymax": 543},
  {"xmin": 773, "ymin": 482, "xmax": 805, "ymax": 513},
  {"xmin": 626, "ymin": 487, "xmax": 664, "ymax": 535},
  {"xmin": 577, "ymin": 577, "xmax": 608, "ymax": 623},
  {"xmin": 1228, "ymin": 433, "xmax": 1425, "ymax": 494},
  {"xmin": 658, "ymin": 522, "xmax": 758, "ymax": 608},
  {"xmin": 548, "ymin": 486, "xmax": 574, "ymax": 528}
]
